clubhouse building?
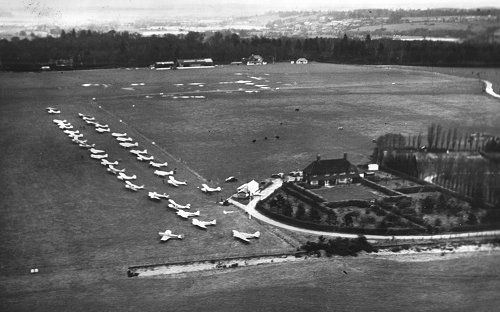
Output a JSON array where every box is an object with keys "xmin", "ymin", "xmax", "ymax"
[{"xmin": 302, "ymin": 154, "xmax": 359, "ymax": 187}]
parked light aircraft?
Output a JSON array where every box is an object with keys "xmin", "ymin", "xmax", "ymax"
[
  {"xmin": 82, "ymin": 116, "xmax": 95, "ymax": 121},
  {"xmin": 223, "ymin": 210, "xmax": 235, "ymax": 214},
  {"xmin": 79, "ymin": 143, "xmax": 95, "ymax": 148},
  {"xmin": 90, "ymin": 148, "xmax": 105, "ymax": 154},
  {"xmin": 137, "ymin": 154, "xmax": 154, "ymax": 161},
  {"xmin": 107, "ymin": 165, "xmax": 126, "ymax": 175},
  {"xmin": 150, "ymin": 161, "xmax": 168, "ymax": 168},
  {"xmin": 117, "ymin": 172, "xmax": 136, "ymax": 180},
  {"xmin": 154, "ymin": 170, "xmax": 174, "ymax": 177},
  {"xmin": 130, "ymin": 149, "xmax": 147, "ymax": 155},
  {"xmin": 116, "ymin": 137, "xmax": 133, "ymax": 142},
  {"xmin": 225, "ymin": 176, "xmax": 238, "ymax": 182},
  {"xmin": 90, "ymin": 153, "xmax": 108, "ymax": 160},
  {"xmin": 125, "ymin": 180, "xmax": 144, "ymax": 191},
  {"xmin": 46, "ymin": 107, "xmax": 57, "ymax": 110},
  {"xmin": 200, "ymin": 184, "xmax": 222, "ymax": 193},
  {"xmin": 232, "ymin": 230, "xmax": 260, "ymax": 243},
  {"xmin": 168, "ymin": 176, "xmax": 187, "ymax": 186},
  {"xmin": 70, "ymin": 133, "xmax": 84, "ymax": 140},
  {"xmin": 148, "ymin": 192, "xmax": 170, "ymax": 200},
  {"xmin": 158, "ymin": 230, "xmax": 183, "ymax": 242},
  {"xmin": 167, "ymin": 199, "xmax": 191, "ymax": 210},
  {"xmin": 64, "ymin": 130, "xmax": 80, "ymax": 135},
  {"xmin": 59, "ymin": 124, "xmax": 73, "ymax": 129},
  {"xmin": 100, "ymin": 159, "xmax": 118, "ymax": 166},
  {"xmin": 112, "ymin": 132, "xmax": 127, "ymax": 137},
  {"xmin": 94, "ymin": 123, "xmax": 109, "ymax": 128},
  {"xmin": 175, "ymin": 210, "xmax": 200, "ymax": 219},
  {"xmin": 47, "ymin": 109, "xmax": 60, "ymax": 114},
  {"xmin": 192, "ymin": 218, "xmax": 216, "ymax": 229},
  {"xmin": 72, "ymin": 138, "xmax": 86, "ymax": 144},
  {"xmin": 119, "ymin": 142, "xmax": 138, "ymax": 148},
  {"xmin": 96, "ymin": 127, "xmax": 110, "ymax": 133},
  {"xmin": 52, "ymin": 119, "xmax": 67, "ymax": 124}
]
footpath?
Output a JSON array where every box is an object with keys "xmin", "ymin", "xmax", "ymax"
[{"xmin": 228, "ymin": 180, "xmax": 500, "ymax": 241}]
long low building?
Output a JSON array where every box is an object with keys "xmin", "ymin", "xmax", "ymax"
[{"xmin": 177, "ymin": 58, "xmax": 214, "ymax": 69}]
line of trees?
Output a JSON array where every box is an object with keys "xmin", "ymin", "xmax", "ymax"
[{"xmin": 1, "ymin": 30, "xmax": 500, "ymax": 71}]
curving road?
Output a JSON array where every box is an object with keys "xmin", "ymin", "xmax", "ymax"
[
  {"xmin": 483, "ymin": 80, "xmax": 500, "ymax": 99},
  {"xmin": 228, "ymin": 180, "xmax": 500, "ymax": 241}
]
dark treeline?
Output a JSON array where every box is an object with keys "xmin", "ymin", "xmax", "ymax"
[{"xmin": 2, "ymin": 30, "xmax": 500, "ymax": 71}]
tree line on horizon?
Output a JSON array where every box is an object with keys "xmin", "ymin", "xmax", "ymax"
[{"xmin": 1, "ymin": 30, "xmax": 500, "ymax": 71}]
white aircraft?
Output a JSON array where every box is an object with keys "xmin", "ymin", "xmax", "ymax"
[
  {"xmin": 125, "ymin": 180, "xmax": 144, "ymax": 191},
  {"xmin": 94, "ymin": 123, "xmax": 109, "ymax": 128},
  {"xmin": 52, "ymin": 119, "xmax": 67, "ymax": 124},
  {"xmin": 72, "ymin": 138, "xmax": 86, "ymax": 144},
  {"xmin": 154, "ymin": 170, "xmax": 174, "ymax": 177},
  {"xmin": 107, "ymin": 165, "xmax": 126, "ymax": 175},
  {"xmin": 148, "ymin": 192, "xmax": 170, "ymax": 200},
  {"xmin": 47, "ymin": 109, "xmax": 60, "ymax": 114},
  {"xmin": 47, "ymin": 107, "xmax": 58, "ymax": 110},
  {"xmin": 150, "ymin": 161, "xmax": 168, "ymax": 168},
  {"xmin": 90, "ymin": 148, "xmax": 105, "ymax": 154},
  {"xmin": 158, "ymin": 230, "xmax": 184, "ymax": 242},
  {"xmin": 167, "ymin": 199, "xmax": 191, "ymax": 210},
  {"xmin": 116, "ymin": 137, "xmax": 133, "ymax": 142},
  {"xmin": 200, "ymin": 184, "xmax": 222, "ymax": 193},
  {"xmin": 85, "ymin": 120, "xmax": 97, "ymax": 125},
  {"xmin": 168, "ymin": 176, "xmax": 187, "ymax": 186},
  {"xmin": 192, "ymin": 218, "xmax": 216, "ymax": 229},
  {"xmin": 64, "ymin": 130, "xmax": 79, "ymax": 135},
  {"xmin": 69, "ymin": 133, "xmax": 84, "ymax": 140},
  {"xmin": 59, "ymin": 124, "xmax": 73, "ymax": 129},
  {"xmin": 90, "ymin": 153, "xmax": 108, "ymax": 160},
  {"xmin": 223, "ymin": 210, "xmax": 235, "ymax": 214},
  {"xmin": 175, "ymin": 210, "xmax": 200, "ymax": 219},
  {"xmin": 100, "ymin": 159, "xmax": 118, "ymax": 166},
  {"xmin": 82, "ymin": 116, "xmax": 95, "ymax": 121},
  {"xmin": 130, "ymin": 149, "xmax": 147, "ymax": 155},
  {"xmin": 225, "ymin": 176, "xmax": 238, "ymax": 182},
  {"xmin": 112, "ymin": 132, "xmax": 127, "ymax": 137},
  {"xmin": 119, "ymin": 142, "xmax": 138, "ymax": 148},
  {"xmin": 232, "ymin": 230, "xmax": 260, "ymax": 243},
  {"xmin": 117, "ymin": 172, "xmax": 136, "ymax": 180},
  {"xmin": 137, "ymin": 154, "xmax": 154, "ymax": 161},
  {"xmin": 96, "ymin": 127, "xmax": 110, "ymax": 133},
  {"xmin": 79, "ymin": 143, "xmax": 95, "ymax": 148}
]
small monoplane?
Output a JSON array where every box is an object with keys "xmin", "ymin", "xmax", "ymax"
[
  {"xmin": 47, "ymin": 108, "xmax": 60, "ymax": 114},
  {"xmin": 199, "ymin": 184, "xmax": 222, "ymax": 193},
  {"xmin": 154, "ymin": 170, "xmax": 174, "ymax": 177},
  {"xmin": 64, "ymin": 130, "xmax": 80, "ymax": 136},
  {"xmin": 90, "ymin": 153, "xmax": 108, "ymax": 160},
  {"xmin": 101, "ymin": 159, "xmax": 118, "ymax": 166},
  {"xmin": 94, "ymin": 123, "xmax": 109, "ymax": 128},
  {"xmin": 96, "ymin": 127, "xmax": 110, "ymax": 133},
  {"xmin": 82, "ymin": 116, "xmax": 95, "ymax": 121},
  {"xmin": 130, "ymin": 149, "xmax": 147, "ymax": 155},
  {"xmin": 125, "ymin": 180, "xmax": 144, "ymax": 191},
  {"xmin": 90, "ymin": 147, "xmax": 105, "ymax": 154},
  {"xmin": 167, "ymin": 199, "xmax": 191, "ymax": 210},
  {"xmin": 119, "ymin": 142, "xmax": 139, "ymax": 148},
  {"xmin": 79, "ymin": 143, "xmax": 95, "ymax": 148},
  {"xmin": 149, "ymin": 161, "xmax": 168, "ymax": 168},
  {"xmin": 175, "ymin": 210, "xmax": 200, "ymax": 219},
  {"xmin": 148, "ymin": 191, "xmax": 170, "ymax": 200},
  {"xmin": 112, "ymin": 132, "xmax": 127, "ymax": 137},
  {"xmin": 158, "ymin": 230, "xmax": 184, "ymax": 242},
  {"xmin": 192, "ymin": 218, "xmax": 216, "ymax": 229},
  {"xmin": 232, "ymin": 230, "xmax": 260, "ymax": 243},
  {"xmin": 116, "ymin": 137, "xmax": 133, "ymax": 142},
  {"xmin": 107, "ymin": 165, "xmax": 126, "ymax": 175},
  {"xmin": 168, "ymin": 176, "xmax": 187, "ymax": 186},
  {"xmin": 117, "ymin": 172, "xmax": 137, "ymax": 180},
  {"xmin": 137, "ymin": 154, "xmax": 154, "ymax": 161},
  {"xmin": 225, "ymin": 176, "xmax": 238, "ymax": 183}
]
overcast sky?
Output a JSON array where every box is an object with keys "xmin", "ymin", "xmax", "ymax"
[{"xmin": 2, "ymin": 0, "xmax": 499, "ymax": 25}]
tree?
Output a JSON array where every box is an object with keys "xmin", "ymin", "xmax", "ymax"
[
  {"xmin": 427, "ymin": 123, "xmax": 436, "ymax": 149},
  {"xmin": 296, "ymin": 203, "xmax": 306, "ymax": 220},
  {"xmin": 310, "ymin": 208, "xmax": 321, "ymax": 222}
]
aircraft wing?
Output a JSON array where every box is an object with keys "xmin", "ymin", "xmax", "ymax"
[
  {"xmin": 160, "ymin": 235, "xmax": 171, "ymax": 241},
  {"xmin": 235, "ymin": 234, "xmax": 250, "ymax": 242}
]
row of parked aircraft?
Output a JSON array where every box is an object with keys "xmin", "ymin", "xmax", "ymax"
[{"xmin": 54, "ymin": 110, "xmax": 259, "ymax": 244}]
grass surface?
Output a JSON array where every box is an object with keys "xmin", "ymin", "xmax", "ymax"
[{"xmin": 1, "ymin": 63, "xmax": 499, "ymax": 311}]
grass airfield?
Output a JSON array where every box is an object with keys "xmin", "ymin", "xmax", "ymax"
[{"xmin": 1, "ymin": 63, "xmax": 500, "ymax": 311}]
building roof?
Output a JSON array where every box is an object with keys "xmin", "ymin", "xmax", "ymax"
[{"xmin": 303, "ymin": 158, "xmax": 353, "ymax": 175}]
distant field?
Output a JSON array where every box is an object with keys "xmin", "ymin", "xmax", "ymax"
[{"xmin": 1, "ymin": 62, "xmax": 500, "ymax": 310}]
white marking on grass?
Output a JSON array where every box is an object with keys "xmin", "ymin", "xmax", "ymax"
[
  {"xmin": 174, "ymin": 84, "xmax": 184, "ymax": 86},
  {"xmin": 121, "ymin": 87, "xmax": 135, "ymax": 91},
  {"xmin": 483, "ymin": 80, "xmax": 500, "ymax": 99}
]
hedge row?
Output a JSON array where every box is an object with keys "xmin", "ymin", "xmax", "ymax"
[
  {"xmin": 360, "ymin": 178, "xmax": 404, "ymax": 196},
  {"xmin": 255, "ymin": 203, "xmax": 424, "ymax": 235}
]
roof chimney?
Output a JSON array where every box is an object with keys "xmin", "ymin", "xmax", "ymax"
[
  {"xmin": 343, "ymin": 153, "xmax": 347, "ymax": 160},
  {"xmin": 316, "ymin": 154, "xmax": 321, "ymax": 162}
]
